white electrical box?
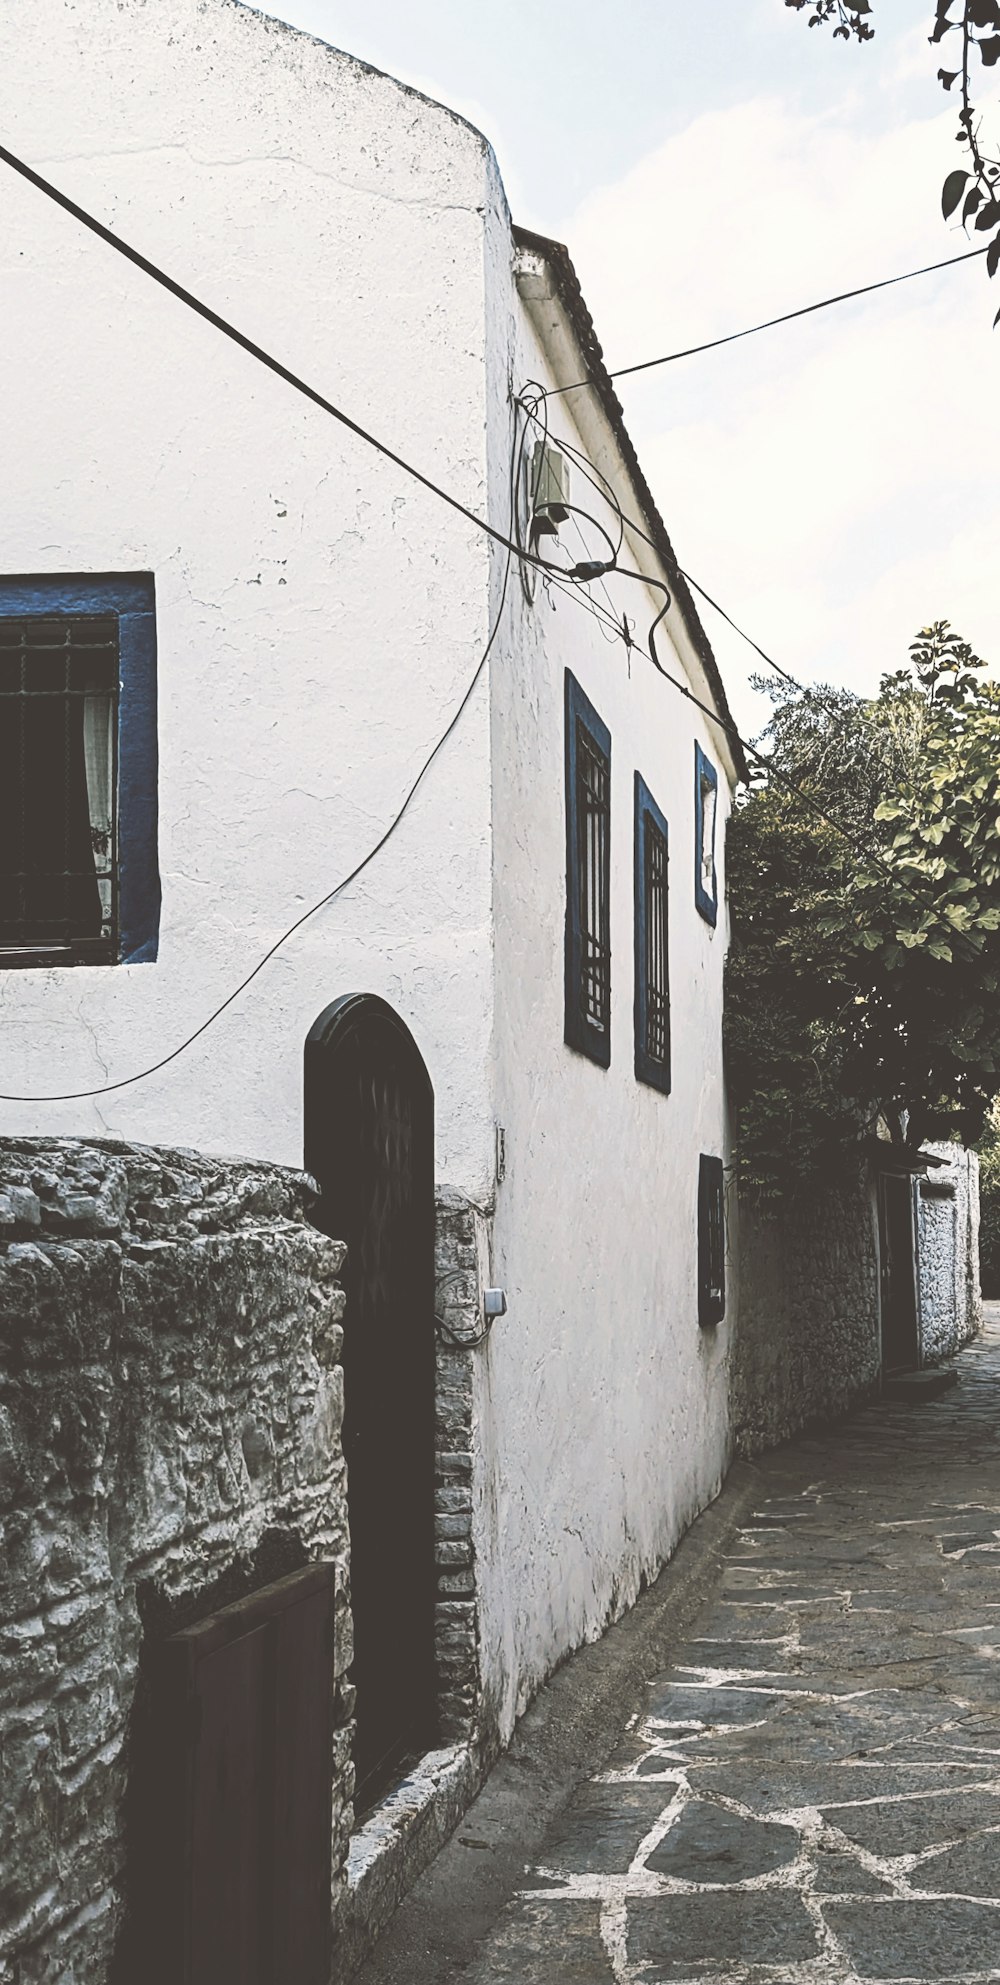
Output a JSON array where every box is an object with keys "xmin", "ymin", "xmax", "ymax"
[{"xmin": 528, "ymin": 441, "xmax": 570, "ymax": 524}]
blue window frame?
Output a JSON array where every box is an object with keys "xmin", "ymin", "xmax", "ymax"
[
  {"xmin": 564, "ymin": 670, "xmax": 611, "ymax": 1066},
  {"xmin": 698, "ymin": 1154, "xmax": 726, "ymax": 1327},
  {"xmin": 634, "ymin": 773, "xmax": 670, "ymax": 1095},
  {"xmin": 694, "ymin": 742, "xmax": 719, "ymax": 927},
  {"xmin": 0, "ymin": 574, "xmax": 159, "ymax": 966}
]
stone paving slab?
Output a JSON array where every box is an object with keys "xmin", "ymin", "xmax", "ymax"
[{"xmin": 462, "ymin": 1320, "xmax": 1000, "ymax": 1984}]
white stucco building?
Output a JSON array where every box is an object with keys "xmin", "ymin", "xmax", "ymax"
[{"xmin": 0, "ymin": 0, "xmax": 744, "ymax": 1908}]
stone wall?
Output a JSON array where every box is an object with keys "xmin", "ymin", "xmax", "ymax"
[
  {"xmin": 334, "ymin": 1187, "xmax": 496, "ymax": 1979},
  {"xmin": 0, "ymin": 1137, "xmax": 351, "ymax": 1985},
  {"xmin": 731, "ymin": 1164, "xmax": 882, "ymax": 1457},
  {"xmin": 918, "ymin": 1143, "xmax": 981, "ymax": 1363},
  {"xmin": 433, "ymin": 1188, "xmax": 491, "ymax": 1743}
]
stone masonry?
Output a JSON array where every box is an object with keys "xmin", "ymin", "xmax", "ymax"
[
  {"xmin": 434, "ymin": 1188, "xmax": 490, "ymax": 1744},
  {"xmin": 733, "ymin": 1148, "xmax": 980, "ymax": 1458},
  {"xmin": 732, "ymin": 1163, "xmax": 882, "ymax": 1456},
  {"xmin": 0, "ymin": 1136, "xmax": 352, "ymax": 1985}
]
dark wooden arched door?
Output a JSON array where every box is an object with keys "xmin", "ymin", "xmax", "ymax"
[{"xmin": 305, "ymin": 994, "xmax": 437, "ymax": 1813}]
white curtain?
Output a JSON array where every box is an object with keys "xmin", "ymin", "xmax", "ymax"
[
  {"xmin": 701, "ymin": 775, "xmax": 717, "ymax": 893},
  {"xmin": 82, "ymin": 687, "xmax": 114, "ymax": 929}
]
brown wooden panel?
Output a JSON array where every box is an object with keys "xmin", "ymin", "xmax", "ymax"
[
  {"xmin": 187, "ymin": 1623, "xmax": 271, "ymax": 1985},
  {"xmin": 271, "ymin": 1581, "xmax": 336, "ymax": 1984},
  {"xmin": 171, "ymin": 1561, "xmax": 336, "ymax": 1660},
  {"xmin": 153, "ymin": 1565, "xmax": 338, "ymax": 1984}
]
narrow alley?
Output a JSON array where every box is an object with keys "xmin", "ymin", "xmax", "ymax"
[{"xmin": 371, "ymin": 1316, "xmax": 1000, "ymax": 1984}]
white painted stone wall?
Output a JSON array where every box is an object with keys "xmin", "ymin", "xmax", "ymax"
[
  {"xmin": 1, "ymin": 0, "xmax": 740, "ymax": 1761},
  {"xmin": 0, "ymin": 0, "xmax": 498, "ymax": 1197},
  {"xmin": 918, "ymin": 1143, "xmax": 981, "ymax": 1363},
  {"xmin": 472, "ymin": 217, "xmax": 737, "ymax": 1736}
]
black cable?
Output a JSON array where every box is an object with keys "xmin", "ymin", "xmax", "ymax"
[
  {"xmin": 528, "ymin": 411, "xmax": 907, "ymax": 724},
  {"xmin": 545, "ymin": 244, "xmax": 990, "ymax": 396},
  {"xmin": 0, "ymin": 143, "xmax": 557, "ymax": 582},
  {"xmin": 0, "ymin": 420, "xmax": 526, "ymax": 1104},
  {"xmin": 504, "ymin": 404, "xmax": 992, "ymax": 965},
  {"xmin": 4, "ymin": 148, "xmax": 987, "ymax": 1075},
  {"xmin": 545, "ymin": 544, "xmax": 992, "ymax": 972},
  {"xmin": 512, "ymin": 412, "xmax": 995, "ymax": 986}
]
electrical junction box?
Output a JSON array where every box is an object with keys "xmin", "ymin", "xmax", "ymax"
[{"xmin": 528, "ymin": 441, "xmax": 570, "ymax": 526}]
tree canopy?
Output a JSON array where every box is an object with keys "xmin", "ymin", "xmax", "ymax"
[
  {"xmin": 786, "ymin": 1, "xmax": 1000, "ymax": 323},
  {"xmin": 725, "ymin": 625, "xmax": 1000, "ymax": 1198}
]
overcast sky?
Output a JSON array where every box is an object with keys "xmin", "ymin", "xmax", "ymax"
[{"xmin": 258, "ymin": 0, "xmax": 998, "ymax": 741}]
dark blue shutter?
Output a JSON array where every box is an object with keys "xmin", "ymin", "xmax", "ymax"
[
  {"xmin": 564, "ymin": 670, "xmax": 611, "ymax": 1066},
  {"xmin": 698, "ymin": 1154, "xmax": 726, "ymax": 1326},
  {"xmin": 694, "ymin": 742, "xmax": 718, "ymax": 927},
  {"xmin": 634, "ymin": 773, "xmax": 670, "ymax": 1094}
]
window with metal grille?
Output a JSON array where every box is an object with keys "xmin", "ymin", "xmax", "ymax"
[
  {"xmin": 698, "ymin": 1153, "xmax": 726, "ymax": 1327},
  {"xmin": 564, "ymin": 671, "xmax": 611, "ymax": 1066},
  {"xmin": 634, "ymin": 774, "xmax": 670, "ymax": 1094},
  {"xmin": 694, "ymin": 742, "xmax": 719, "ymax": 927},
  {"xmin": 0, "ymin": 575, "xmax": 160, "ymax": 967}
]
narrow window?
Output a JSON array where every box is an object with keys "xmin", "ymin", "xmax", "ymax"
[
  {"xmin": 694, "ymin": 742, "xmax": 719, "ymax": 927},
  {"xmin": 634, "ymin": 774, "xmax": 670, "ymax": 1094},
  {"xmin": 0, "ymin": 575, "xmax": 159, "ymax": 967},
  {"xmin": 565, "ymin": 671, "xmax": 611, "ymax": 1066},
  {"xmin": 698, "ymin": 1154, "xmax": 726, "ymax": 1327}
]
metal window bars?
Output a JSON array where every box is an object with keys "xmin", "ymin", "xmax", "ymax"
[
  {"xmin": 576, "ymin": 720, "xmax": 610, "ymax": 1032},
  {"xmin": 643, "ymin": 816, "xmax": 669, "ymax": 1066},
  {"xmin": 0, "ymin": 615, "xmax": 118, "ymax": 965}
]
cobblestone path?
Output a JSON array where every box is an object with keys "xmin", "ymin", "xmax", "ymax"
[{"xmin": 465, "ymin": 1318, "xmax": 1000, "ymax": 1983}]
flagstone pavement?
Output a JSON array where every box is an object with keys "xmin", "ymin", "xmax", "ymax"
[{"xmin": 463, "ymin": 1314, "xmax": 1000, "ymax": 1985}]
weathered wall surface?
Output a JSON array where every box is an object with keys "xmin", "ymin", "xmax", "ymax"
[
  {"xmin": 476, "ymin": 223, "xmax": 737, "ymax": 1738},
  {"xmin": 0, "ymin": 1137, "xmax": 350, "ymax": 1985},
  {"xmin": 0, "ymin": 0, "xmax": 498, "ymax": 1198},
  {"xmin": 731, "ymin": 1167, "xmax": 881, "ymax": 1457},
  {"xmin": 918, "ymin": 1143, "xmax": 981, "ymax": 1363}
]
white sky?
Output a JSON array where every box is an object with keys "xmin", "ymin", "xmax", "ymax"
[{"xmin": 257, "ymin": 0, "xmax": 999, "ymax": 743}]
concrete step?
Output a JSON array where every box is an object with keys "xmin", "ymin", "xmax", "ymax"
[{"xmin": 882, "ymin": 1367, "xmax": 959, "ymax": 1403}]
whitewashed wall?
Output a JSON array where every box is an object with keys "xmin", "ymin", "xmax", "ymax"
[
  {"xmin": 470, "ymin": 213, "xmax": 737, "ymax": 1737},
  {"xmin": 1, "ymin": 0, "xmax": 742, "ymax": 1760},
  {"xmin": 918, "ymin": 1144, "xmax": 981, "ymax": 1363},
  {"xmin": 0, "ymin": 0, "xmax": 498, "ymax": 1195}
]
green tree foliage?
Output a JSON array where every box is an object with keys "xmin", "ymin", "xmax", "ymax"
[
  {"xmin": 726, "ymin": 625, "xmax": 1000, "ymax": 1199},
  {"xmin": 786, "ymin": 1, "xmax": 1000, "ymax": 324}
]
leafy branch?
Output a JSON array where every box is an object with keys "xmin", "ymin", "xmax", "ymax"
[
  {"xmin": 725, "ymin": 624, "xmax": 1000, "ymax": 1198},
  {"xmin": 786, "ymin": 0, "xmax": 1000, "ymax": 321}
]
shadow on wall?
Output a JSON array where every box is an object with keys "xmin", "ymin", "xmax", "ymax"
[{"xmin": 731, "ymin": 1163, "xmax": 882, "ymax": 1456}]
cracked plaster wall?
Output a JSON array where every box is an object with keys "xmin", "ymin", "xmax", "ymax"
[
  {"xmin": 0, "ymin": 0, "xmax": 498, "ymax": 1200},
  {"xmin": 0, "ymin": 1136, "xmax": 350, "ymax": 1985}
]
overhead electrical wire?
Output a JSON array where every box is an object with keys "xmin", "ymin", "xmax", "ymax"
[
  {"xmin": 1, "ymin": 146, "xmax": 991, "ymax": 1098},
  {"xmin": 0, "ymin": 418, "xmax": 528, "ymax": 1104},
  {"xmin": 513, "ymin": 411, "xmax": 994, "ymax": 963},
  {"xmin": 545, "ymin": 244, "xmax": 990, "ymax": 396},
  {"xmin": 0, "ymin": 143, "xmax": 562, "ymax": 585}
]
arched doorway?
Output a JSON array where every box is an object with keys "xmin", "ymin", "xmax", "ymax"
[{"xmin": 305, "ymin": 994, "xmax": 437, "ymax": 1813}]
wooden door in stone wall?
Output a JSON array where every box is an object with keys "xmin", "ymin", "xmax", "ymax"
[
  {"xmin": 155, "ymin": 1563, "xmax": 336, "ymax": 1985},
  {"xmin": 878, "ymin": 1171, "xmax": 920, "ymax": 1374},
  {"xmin": 305, "ymin": 993, "xmax": 437, "ymax": 1813}
]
